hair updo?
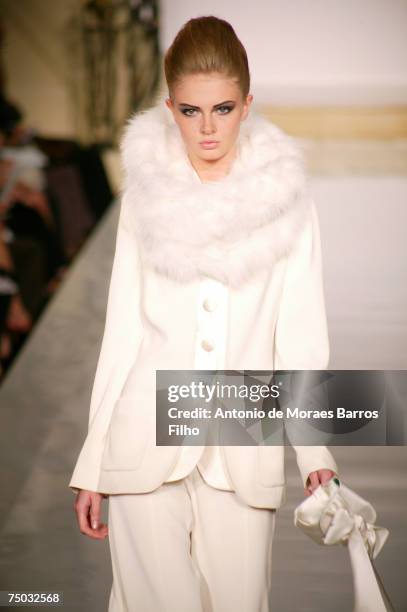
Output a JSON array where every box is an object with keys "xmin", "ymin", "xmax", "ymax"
[{"xmin": 164, "ymin": 16, "xmax": 250, "ymax": 101}]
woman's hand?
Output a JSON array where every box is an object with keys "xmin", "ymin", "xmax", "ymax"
[
  {"xmin": 74, "ymin": 489, "xmax": 109, "ymax": 540},
  {"xmin": 304, "ymin": 469, "xmax": 337, "ymax": 497}
]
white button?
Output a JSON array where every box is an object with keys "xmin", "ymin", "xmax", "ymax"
[
  {"xmin": 201, "ymin": 339, "xmax": 215, "ymax": 352},
  {"xmin": 203, "ymin": 297, "xmax": 218, "ymax": 312}
]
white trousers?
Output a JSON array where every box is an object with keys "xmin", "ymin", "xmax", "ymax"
[{"xmin": 107, "ymin": 466, "xmax": 277, "ymax": 612}]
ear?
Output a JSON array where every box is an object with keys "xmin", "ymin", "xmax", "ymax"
[{"xmin": 241, "ymin": 94, "xmax": 254, "ymax": 121}]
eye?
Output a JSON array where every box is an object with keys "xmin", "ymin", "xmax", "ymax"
[
  {"xmin": 181, "ymin": 108, "xmax": 197, "ymax": 117},
  {"xmin": 217, "ymin": 105, "xmax": 234, "ymax": 114}
]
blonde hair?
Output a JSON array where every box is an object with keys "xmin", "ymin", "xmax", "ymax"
[{"xmin": 164, "ymin": 16, "xmax": 250, "ymax": 100}]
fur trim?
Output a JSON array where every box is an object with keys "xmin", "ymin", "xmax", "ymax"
[{"xmin": 119, "ymin": 93, "xmax": 311, "ymax": 288}]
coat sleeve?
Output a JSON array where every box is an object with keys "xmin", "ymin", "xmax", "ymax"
[
  {"xmin": 68, "ymin": 191, "xmax": 143, "ymax": 494},
  {"xmin": 273, "ymin": 198, "xmax": 339, "ymax": 487}
]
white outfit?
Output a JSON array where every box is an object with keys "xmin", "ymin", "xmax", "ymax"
[
  {"xmin": 68, "ymin": 94, "xmax": 338, "ymax": 509},
  {"xmin": 108, "ymin": 466, "xmax": 276, "ymax": 612},
  {"xmin": 68, "ymin": 93, "xmax": 340, "ymax": 611},
  {"xmin": 166, "ymin": 273, "xmax": 232, "ymax": 490}
]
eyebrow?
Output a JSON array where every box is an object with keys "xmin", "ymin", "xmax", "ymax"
[{"xmin": 178, "ymin": 100, "xmax": 236, "ymax": 109}]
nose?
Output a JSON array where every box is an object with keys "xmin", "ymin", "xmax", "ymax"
[{"xmin": 200, "ymin": 113, "xmax": 216, "ymax": 135}]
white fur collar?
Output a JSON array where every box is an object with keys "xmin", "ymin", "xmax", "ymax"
[{"xmin": 119, "ymin": 93, "xmax": 311, "ymax": 288}]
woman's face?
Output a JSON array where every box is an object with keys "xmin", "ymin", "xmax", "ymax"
[{"xmin": 165, "ymin": 72, "xmax": 253, "ymax": 170}]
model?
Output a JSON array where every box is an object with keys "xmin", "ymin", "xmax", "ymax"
[{"xmin": 69, "ymin": 15, "xmax": 339, "ymax": 612}]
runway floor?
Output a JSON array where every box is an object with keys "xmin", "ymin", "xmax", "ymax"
[{"xmin": 0, "ymin": 140, "xmax": 406, "ymax": 611}]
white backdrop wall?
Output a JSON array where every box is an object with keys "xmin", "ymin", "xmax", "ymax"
[{"xmin": 160, "ymin": 0, "xmax": 407, "ymax": 105}]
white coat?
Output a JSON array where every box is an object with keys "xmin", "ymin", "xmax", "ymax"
[{"xmin": 68, "ymin": 95, "xmax": 338, "ymax": 509}]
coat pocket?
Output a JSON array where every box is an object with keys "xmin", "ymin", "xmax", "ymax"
[
  {"xmin": 101, "ymin": 395, "xmax": 152, "ymax": 471},
  {"xmin": 256, "ymin": 445, "xmax": 286, "ymax": 487}
]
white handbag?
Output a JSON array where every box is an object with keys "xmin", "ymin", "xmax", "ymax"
[{"xmin": 294, "ymin": 478, "xmax": 395, "ymax": 612}]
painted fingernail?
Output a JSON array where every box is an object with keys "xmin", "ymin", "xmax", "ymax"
[{"xmin": 333, "ymin": 477, "xmax": 340, "ymax": 486}]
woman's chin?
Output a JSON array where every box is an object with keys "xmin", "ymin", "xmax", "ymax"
[{"xmin": 195, "ymin": 148, "xmax": 227, "ymax": 163}]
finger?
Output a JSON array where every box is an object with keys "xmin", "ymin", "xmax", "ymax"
[
  {"xmin": 79, "ymin": 508, "xmax": 108, "ymax": 540},
  {"xmin": 74, "ymin": 498, "xmax": 93, "ymax": 537},
  {"xmin": 84, "ymin": 518, "xmax": 109, "ymax": 539},
  {"xmin": 319, "ymin": 469, "xmax": 335, "ymax": 486},
  {"xmin": 75, "ymin": 498, "xmax": 107, "ymax": 540},
  {"xmin": 307, "ymin": 471, "xmax": 320, "ymax": 493}
]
